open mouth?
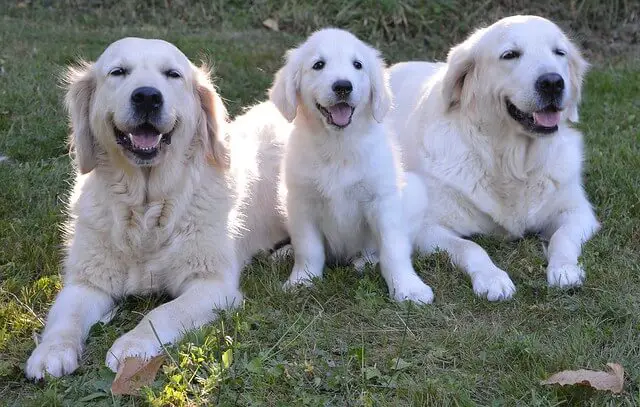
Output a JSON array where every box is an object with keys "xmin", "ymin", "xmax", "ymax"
[
  {"xmin": 114, "ymin": 122, "xmax": 172, "ymax": 161},
  {"xmin": 316, "ymin": 102, "xmax": 355, "ymax": 129},
  {"xmin": 506, "ymin": 99, "xmax": 561, "ymax": 134}
]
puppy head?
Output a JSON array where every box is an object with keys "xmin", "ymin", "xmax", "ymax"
[
  {"xmin": 65, "ymin": 37, "xmax": 228, "ymax": 173},
  {"xmin": 269, "ymin": 28, "xmax": 391, "ymax": 130},
  {"xmin": 442, "ymin": 15, "xmax": 588, "ymax": 136}
]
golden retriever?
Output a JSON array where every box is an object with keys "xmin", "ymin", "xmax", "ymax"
[
  {"xmin": 270, "ymin": 28, "xmax": 434, "ymax": 303},
  {"xmin": 25, "ymin": 38, "xmax": 288, "ymax": 379},
  {"xmin": 389, "ymin": 15, "xmax": 600, "ymax": 301}
]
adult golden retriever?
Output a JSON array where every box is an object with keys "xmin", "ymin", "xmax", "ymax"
[
  {"xmin": 389, "ymin": 16, "xmax": 600, "ymax": 301},
  {"xmin": 25, "ymin": 38, "xmax": 289, "ymax": 379}
]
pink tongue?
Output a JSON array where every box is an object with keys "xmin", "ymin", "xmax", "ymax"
[
  {"xmin": 327, "ymin": 104, "xmax": 352, "ymax": 126},
  {"xmin": 130, "ymin": 129, "xmax": 161, "ymax": 149},
  {"xmin": 533, "ymin": 111, "xmax": 560, "ymax": 128}
]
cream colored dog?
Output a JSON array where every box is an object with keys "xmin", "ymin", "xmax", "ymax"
[
  {"xmin": 25, "ymin": 38, "xmax": 289, "ymax": 379},
  {"xmin": 271, "ymin": 28, "xmax": 434, "ymax": 304},
  {"xmin": 389, "ymin": 16, "xmax": 600, "ymax": 301}
]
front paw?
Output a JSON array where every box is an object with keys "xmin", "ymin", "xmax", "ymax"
[
  {"xmin": 282, "ymin": 265, "xmax": 322, "ymax": 291},
  {"xmin": 106, "ymin": 331, "xmax": 161, "ymax": 372},
  {"xmin": 269, "ymin": 244, "xmax": 293, "ymax": 262},
  {"xmin": 547, "ymin": 264, "xmax": 585, "ymax": 288},
  {"xmin": 351, "ymin": 250, "xmax": 379, "ymax": 273},
  {"xmin": 472, "ymin": 269, "xmax": 516, "ymax": 301},
  {"xmin": 392, "ymin": 274, "xmax": 435, "ymax": 304},
  {"xmin": 25, "ymin": 340, "xmax": 82, "ymax": 380}
]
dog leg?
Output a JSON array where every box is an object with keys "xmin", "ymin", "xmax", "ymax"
[
  {"xmin": 416, "ymin": 225, "xmax": 516, "ymax": 301},
  {"xmin": 25, "ymin": 284, "xmax": 115, "ymax": 379},
  {"xmin": 106, "ymin": 278, "xmax": 241, "ymax": 372},
  {"xmin": 544, "ymin": 205, "xmax": 599, "ymax": 287},
  {"xmin": 283, "ymin": 212, "xmax": 326, "ymax": 289},
  {"xmin": 369, "ymin": 196, "xmax": 434, "ymax": 304}
]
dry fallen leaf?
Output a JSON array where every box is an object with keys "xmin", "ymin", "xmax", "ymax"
[
  {"xmin": 111, "ymin": 355, "xmax": 166, "ymax": 396},
  {"xmin": 540, "ymin": 363, "xmax": 624, "ymax": 393},
  {"xmin": 262, "ymin": 18, "xmax": 279, "ymax": 32}
]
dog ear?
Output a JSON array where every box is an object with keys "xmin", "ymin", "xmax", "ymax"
[
  {"xmin": 442, "ymin": 32, "xmax": 478, "ymax": 111},
  {"xmin": 64, "ymin": 61, "xmax": 97, "ymax": 174},
  {"xmin": 368, "ymin": 48, "xmax": 392, "ymax": 123},
  {"xmin": 566, "ymin": 42, "xmax": 589, "ymax": 123},
  {"xmin": 269, "ymin": 49, "xmax": 301, "ymax": 122},
  {"xmin": 195, "ymin": 65, "xmax": 230, "ymax": 169}
]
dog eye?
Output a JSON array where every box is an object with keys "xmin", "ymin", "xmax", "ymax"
[
  {"xmin": 109, "ymin": 67, "xmax": 127, "ymax": 76},
  {"xmin": 553, "ymin": 48, "xmax": 567, "ymax": 57},
  {"xmin": 165, "ymin": 69, "xmax": 182, "ymax": 79},
  {"xmin": 312, "ymin": 60, "xmax": 325, "ymax": 70},
  {"xmin": 500, "ymin": 50, "xmax": 521, "ymax": 60},
  {"xmin": 353, "ymin": 60, "xmax": 363, "ymax": 70}
]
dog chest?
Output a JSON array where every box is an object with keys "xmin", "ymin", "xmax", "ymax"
[
  {"xmin": 309, "ymin": 182, "xmax": 372, "ymax": 259},
  {"xmin": 469, "ymin": 171, "xmax": 560, "ymax": 237}
]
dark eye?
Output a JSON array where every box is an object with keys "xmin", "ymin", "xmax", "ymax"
[
  {"xmin": 500, "ymin": 50, "xmax": 521, "ymax": 60},
  {"xmin": 165, "ymin": 69, "xmax": 182, "ymax": 79},
  {"xmin": 353, "ymin": 60, "xmax": 363, "ymax": 70},
  {"xmin": 312, "ymin": 60, "xmax": 325, "ymax": 70},
  {"xmin": 554, "ymin": 48, "xmax": 566, "ymax": 57},
  {"xmin": 109, "ymin": 67, "xmax": 127, "ymax": 76}
]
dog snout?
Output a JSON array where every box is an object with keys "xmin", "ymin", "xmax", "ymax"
[
  {"xmin": 332, "ymin": 80, "xmax": 353, "ymax": 97},
  {"xmin": 535, "ymin": 73, "xmax": 564, "ymax": 100},
  {"xmin": 131, "ymin": 86, "xmax": 163, "ymax": 115}
]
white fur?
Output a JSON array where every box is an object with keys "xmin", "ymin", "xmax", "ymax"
[
  {"xmin": 25, "ymin": 38, "xmax": 289, "ymax": 379},
  {"xmin": 389, "ymin": 16, "xmax": 599, "ymax": 301},
  {"xmin": 270, "ymin": 28, "xmax": 433, "ymax": 304}
]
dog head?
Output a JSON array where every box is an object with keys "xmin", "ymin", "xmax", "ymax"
[
  {"xmin": 65, "ymin": 37, "xmax": 228, "ymax": 174},
  {"xmin": 269, "ymin": 28, "xmax": 391, "ymax": 130},
  {"xmin": 442, "ymin": 15, "xmax": 588, "ymax": 136}
]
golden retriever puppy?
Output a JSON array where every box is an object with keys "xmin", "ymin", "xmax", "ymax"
[
  {"xmin": 270, "ymin": 28, "xmax": 434, "ymax": 304},
  {"xmin": 25, "ymin": 38, "xmax": 288, "ymax": 379},
  {"xmin": 389, "ymin": 16, "xmax": 600, "ymax": 301}
]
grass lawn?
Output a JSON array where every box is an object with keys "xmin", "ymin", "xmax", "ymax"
[{"xmin": 1, "ymin": 2, "xmax": 639, "ymax": 406}]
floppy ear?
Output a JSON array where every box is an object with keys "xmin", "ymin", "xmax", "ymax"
[
  {"xmin": 64, "ymin": 61, "xmax": 97, "ymax": 174},
  {"xmin": 442, "ymin": 32, "xmax": 479, "ymax": 110},
  {"xmin": 566, "ymin": 42, "xmax": 589, "ymax": 123},
  {"xmin": 195, "ymin": 65, "xmax": 229, "ymax": 169},
  {"xmin": 368, "ymin": 48, "xmax": 392, "ymax": 123},
  {"xmin": 269, "ymin": 49, "xmax": 301, "ymax": 122}
]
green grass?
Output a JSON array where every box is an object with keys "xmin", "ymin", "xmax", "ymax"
[{"xmin": 1, "ymin": 2, "xmax": 640, "ymax": 406}]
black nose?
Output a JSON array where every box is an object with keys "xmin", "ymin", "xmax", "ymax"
[
  {"xmin": 332, "ymin": 80, "xmax": 353, "ymax": 96},
  {"xmin": 131, "ymin": 86, "xmax": 163, "ymax": 114},
  {"xmin": 535, "ymin": 73, "xmax": 564, "ymax": 99}
]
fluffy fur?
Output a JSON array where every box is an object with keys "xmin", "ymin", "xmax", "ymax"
[
  {"xmin": 25, "ymin": 38, "xmax": 288, "ymax": 379},
  {"xmin": 389, "ymin": 15, "xmax": 600, "ymax": 301},
  {"xmin": 271, "ymin": 28, "xmax": 434, "ymax": 303}
]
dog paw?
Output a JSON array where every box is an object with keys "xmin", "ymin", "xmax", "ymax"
[
  {"xmin": 25, "ymin": 340, "xmax": 81, "ymax": 380},
  {"xmin": 392, "ymin": 275, "xmax": 435, "ymax": 304},
  {"xmin": 351, "ymin": 250, "xmax": 379, "ymax": 273},
  {"xmin": 547, "ymin": 264, "xmax": 585, "ymax": 288},
  {"xmin": 282, "ymin": 265, "xmax": 322, "ymax": 291},
  {"xmin": 269, "ymin": 244, "xmax": 293, "ymax": 262},
  {"xmin": 106, "ymin": 331, "xmax": 161, "ymax": 372},
  {"xmin": 472, "ymin": 269, "xmax": 516, "ymax": 301}
]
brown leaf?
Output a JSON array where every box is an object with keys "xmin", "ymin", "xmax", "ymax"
[
  {"xmin": 262, "ymin": 18, "xmax": 279, "ymax": 32},
  {"xmin": 111, "ymin": 355, "xmax": 166, "ymax": 396},
  {"xmin": 540, "ymin": 363, "xmax": 624, "ymax": 393}
]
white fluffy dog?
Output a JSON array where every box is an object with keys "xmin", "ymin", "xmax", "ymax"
[
  {"xmin": 270, "ymin": 28, "xmax": 434, "ymax": 304},
  {"xmin": 25, "ymin": 38, "xmax": 288, "ymax": 379},
  {"xmin": 389, "ymin": 16, "xmax": 600, "ymax": 301}
]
